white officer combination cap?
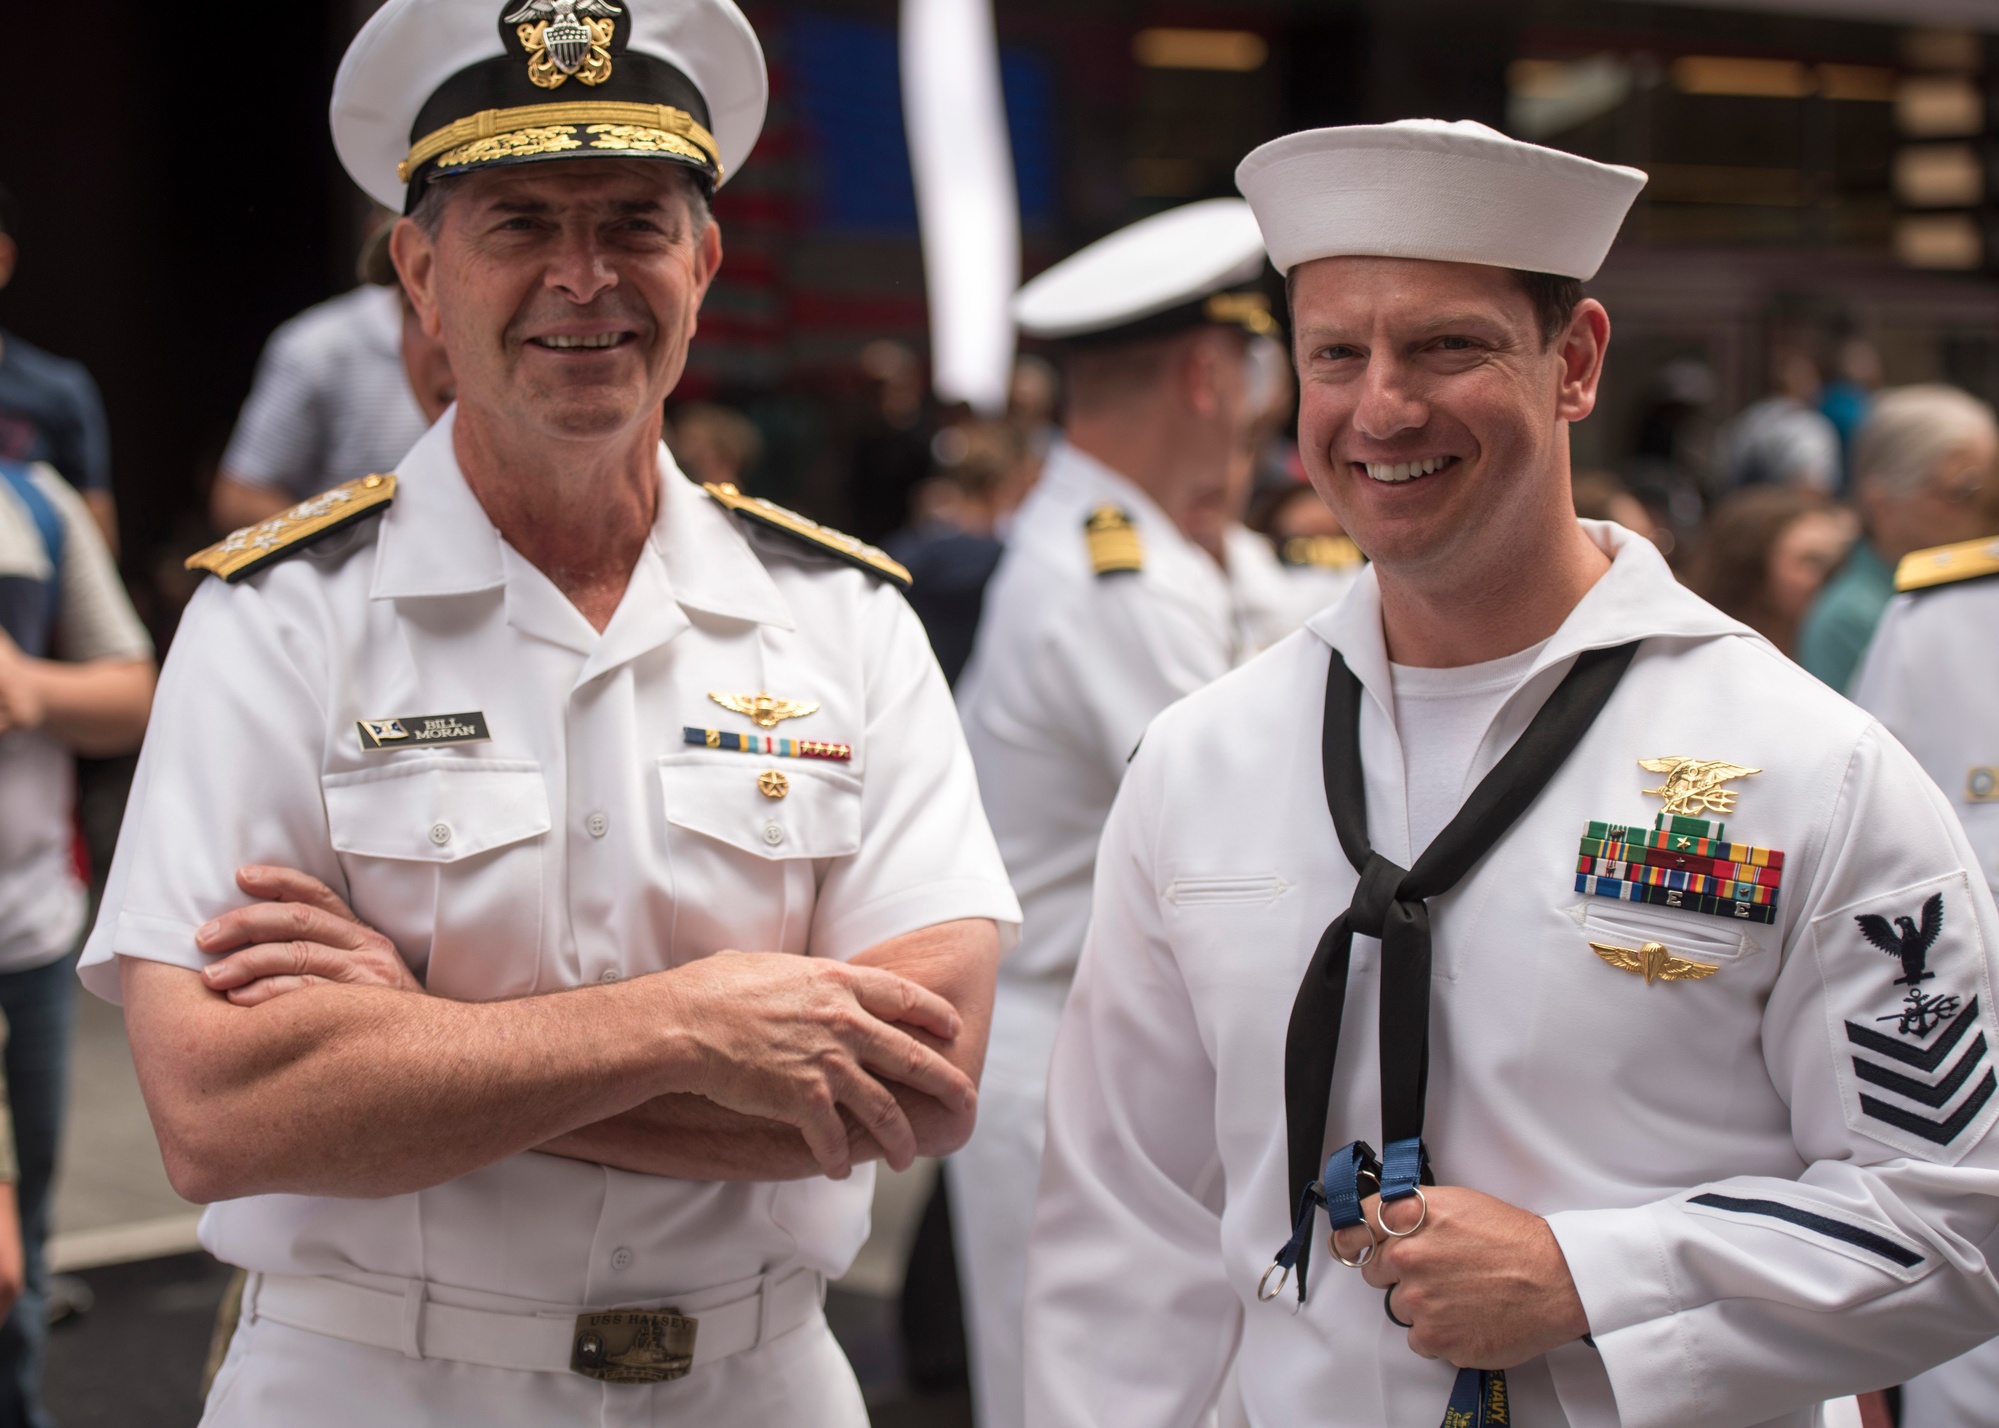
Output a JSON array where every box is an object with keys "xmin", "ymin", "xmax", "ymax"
[
  {"xmin": 1013, "ymin": 198, "xmax": 1276, "ymax": 344},
  {"xmin": 1235, "ymin": 120, "xmax": 1648, "ymax": 281},
  {"xmin": 332, "ymin": 0, "xmax": 769, "ymax": 214}
]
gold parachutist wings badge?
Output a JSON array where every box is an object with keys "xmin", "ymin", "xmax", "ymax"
[
  {"xmin": 1638, "ymin": 757, "xmax": 1761, "ymax": 817},
  {"xmin": 709, "ymin": 691, "xmax": 821, "ymax": 730},
  {"xmin": 1589, "ymin": 940, "xmax": 1720, "ymax": 986}
]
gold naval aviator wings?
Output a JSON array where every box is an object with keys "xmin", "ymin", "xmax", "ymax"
[
  {"xmin": 708, "ymin": 691, "xmax": 820, "ymax": 729},
  {"xmin": 186, "ymin": 475, "xmax": 397, "ymax": 584},
  {"xmin": 702, "ymin": 483, "xmax": 912, "ymax": 590}
]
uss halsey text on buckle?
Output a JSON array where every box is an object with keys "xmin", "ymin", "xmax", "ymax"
[{"xmin": 571, "ymin": 1308, "xmax": 697, "ymax": 1383}]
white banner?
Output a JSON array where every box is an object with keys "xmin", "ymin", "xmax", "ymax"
[{"xmin": 901, "ymin": 0, "xmax": 1021, "ymax": 414}]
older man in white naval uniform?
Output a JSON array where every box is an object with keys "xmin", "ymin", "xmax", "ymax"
[
  {"xmin": 1026, "ymin": 120, "xmax": 1999, "ymax": 1428},
  {"xmin": 948, "ymin": 198, "xmax": 1271, "ymax": 1428},
  {"xmin": 79, "ymin": 2, "xmax": 1019, "ymax": 1424},
  {"xmin": 1852, "ymin": 531, "xmax": 1999, "ymax": 1427}
]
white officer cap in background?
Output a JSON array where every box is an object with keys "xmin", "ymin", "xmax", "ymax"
[
  {"xmin": 1013, "ymin": 198, "xmax": 1275, "ymax": 344},
  {"xmin": 1236, "ymin": 120, "xmax": 1647, "ymax": 280},
  {"xmin": 333, "ymin": 0, "xmax": 769, "ymax": 213}
]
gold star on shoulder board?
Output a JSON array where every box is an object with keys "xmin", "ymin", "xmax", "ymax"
[
  {"xmin": 709, "ymin": 691, "xmax": 820, "ymax": 730},
  {"xmin": 1589, "ymin": 940, "xmax": 1720, "ymax": 986}
]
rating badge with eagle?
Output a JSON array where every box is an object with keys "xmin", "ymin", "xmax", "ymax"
[
  {"xmin": 505, "ymin": 0, "xmax": 623, "ymax": 89},
  {"xmin": 1811, "ymin": 873, "xmax": 1999, "ymax": 1163}
]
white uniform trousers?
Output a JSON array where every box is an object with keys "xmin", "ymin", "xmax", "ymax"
[
  {"xmin": 948, "ymin": 974, "xmax": 1070, "ymax": 1428},
  {"xmin": 201, "ymin": 1284, "xmax": 867, "ymax": 1427},
  {"xmin": 1902, "ymin": 1341, "xmax": 1999, "ymax": 1427}
]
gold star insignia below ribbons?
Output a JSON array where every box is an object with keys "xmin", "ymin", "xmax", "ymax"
[
  {"xmin": 709, "ymin": 691, "xmax": 821, "ymax": 730},
  {"xmin": 1639, "ymin": 757, "xmax": 1761, "ymax": 818},
  {"xmin": 1589, "ymin": 940, "xmax": 1720, "ymax": 985},
  {"xmin": 186, "ymin": 474, "xmax": 397, "ymax": 584}
]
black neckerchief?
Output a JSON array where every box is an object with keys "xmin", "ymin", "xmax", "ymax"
[{"xmin": 1280, "ymin": 639, "xmax": 1641, "ymax": 1298}]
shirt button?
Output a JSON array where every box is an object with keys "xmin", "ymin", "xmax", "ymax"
[
  {"xmin": 586, "ymin": 811, "xmax": 610, "ymax": 839},
  {"xmin": 762, "ymin": 822, "xmax": 785, "ymax": 848},
  {"xmin": 598, "ymin": 968, "xmax": 620, "ymax": 984},
  {"xmin": 428, "ymin": 823, "xmax": 452, "ymax": 846},
  {"xmin": 610, "ymin": 1247, "xmax": 633, "ymax": 1272}
]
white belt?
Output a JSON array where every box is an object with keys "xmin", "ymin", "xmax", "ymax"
[{"xmin": 241, "ymin": 1267, "xmax": 825, "ymax": 1383}]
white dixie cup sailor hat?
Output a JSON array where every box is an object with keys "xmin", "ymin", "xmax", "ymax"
[
  {"xmin": 1012, "ymin": 198, "xmax": 1277, "ymax": 344},
  {"xmin": 1235, "ymin": 119, "xmax": 1648, "ymax": 280},
  {"xmin": 332, "ymin": 0, "xmax": 770, "ymax": 214}
]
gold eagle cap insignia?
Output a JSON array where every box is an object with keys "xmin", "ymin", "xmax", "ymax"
[
  {"xmin": 1638, "ymin": 756, "xmax": 1761, "ymax": 817},
  {"xmin": 709, "ymin": 691, "xmax": 821, "ymax": 730},
  {"xmin": 1589, "ymin": 940, "xmax": 1720, "ymax": 986}
]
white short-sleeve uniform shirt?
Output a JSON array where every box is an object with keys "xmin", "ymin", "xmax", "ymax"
[
  {"xmin": 81, "ymin": 414, "xmax": 1020, "ymax": 1311},
  {"xmin": 1852, "ymin": 572, "xmax": 1999, "ymax": 1428},
  {"xmin": 1027, "ymin": 523, "xmax": 1999, "ymax": 1428}
]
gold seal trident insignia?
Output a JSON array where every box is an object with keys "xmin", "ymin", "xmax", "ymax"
[
  {"xmin": 1638, "ymin": 756, "xmax": 1761, "ymax": 817},
  {"xmin": 709, "ymin": 691, "xmax": 821, "ymax": 730}
]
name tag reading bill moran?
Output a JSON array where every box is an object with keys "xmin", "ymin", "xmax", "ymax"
[{"xmin": 357, "ymin": 712, "xmax": 492, "ymax": 752}]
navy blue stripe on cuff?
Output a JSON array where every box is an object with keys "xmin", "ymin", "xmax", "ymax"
[{"xmin": 1688, "ymin": 1193, "xmax": 1922, "ymax": 1268}]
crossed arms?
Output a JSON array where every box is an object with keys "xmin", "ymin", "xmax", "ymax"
[{"xmin": 121, "ymin": 866, "xmax": 999, "ymax": 1203}]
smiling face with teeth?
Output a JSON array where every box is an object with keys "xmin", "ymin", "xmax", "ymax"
[
  {"xmin": 1290, "ymin": 255, "xmax": 1612, "ymax": 628},
  {"xmin": 395, "ymin": 159, "xmax": 721, "ymax": 448}
]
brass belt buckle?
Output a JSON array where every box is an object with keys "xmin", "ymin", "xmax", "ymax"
[{"xmin": 570, "ymin": 1309, "xmax": 698, "ymax": 1383}]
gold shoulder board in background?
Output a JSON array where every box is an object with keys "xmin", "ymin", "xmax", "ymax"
[
  {"xmin": 185, "ymin": 474, "xmax": 398, "ymax": 585},
  {"xmin": 1895, "ymin": 536, "xmax": 1999, "ymax": 593},
  {"xmin": 702, "ymin": 483, "xmax": 912, "ymax": 590},
  {"xmin": 1086, "ymin": 505, "xmax": 1144, "ymax": 576},
  {"xmin": 1280, "ymin": 534, "xmax": 1364, "ymax": 571}
]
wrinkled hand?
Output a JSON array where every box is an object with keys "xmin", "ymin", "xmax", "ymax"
[
  {"xmin": 660, "ymin": 951, "xmax": 975, "ymax": 1181},
  {"xmin": 196, "ymin": 867, "xmax": 421, "ymax": 1007},
  {"xmin": 0, "ymin": 631, "xmax": 43, "ymax": 738},
  {"xmin": 1329, "ymin": 1185, "xmax": 1590, "ymax": 1370}
]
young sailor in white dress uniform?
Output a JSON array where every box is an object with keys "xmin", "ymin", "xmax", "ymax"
[{"xmin": 1025, "ymin": 120, "xmax": 1999, "ymax": 1428}]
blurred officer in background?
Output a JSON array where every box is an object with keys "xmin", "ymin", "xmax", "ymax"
[
  {"xmin": 1027, "ymin": 119, "xmax": 1999, "ymax": 1428},
  {"xmin": 1852, "ymin": 516, "xmax": 1999, "ymax": 1428},
  {"xmin": 0, "ymin": 186, "xmax": 119, "ymax": 552},
  {"xmin": 1799, "ymin": 385, "xmax": 1997, "ymax": 693},
  {"xmin": 0, "ymin": 452, "xmax": 152, "ymax": 1426},
  {"xmin": 83, "ymin": 1, "xmax": 1018, "ymax": 1422},
  {"xmin": 209, "ymin": 224, "xmax": 439, "ymax": 532},
  {"xmin": 949, "ymin": 197, "xmax": 1269, "ymax": 1428}
]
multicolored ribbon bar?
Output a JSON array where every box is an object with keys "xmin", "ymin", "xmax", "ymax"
[
  {"xmin": 684, "ymin": 727, "xmax": 853, "ymax": 762},
  {"xmin": 1584, "ymin": 820, "xmax": 1785, "ymax": 871},
  {"xmin": 1576, "ymin": 872, "xmax": 1778, "ymax": 924},
  {"xmin": 1576, "ymin": 817, "xmax": 1785, "ymax": 925},
  {"xmin": 1576, "ymin": 855, "xmax": 1778, "ymax": 905}
]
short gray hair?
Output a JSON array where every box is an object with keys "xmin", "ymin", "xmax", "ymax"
[
  {"xmin": 407, "ymin": 163, "xmax": 714, "ymax": 238},
  {"xmin": 1853, "ymin": 384, "xmax": 1998, "ymax": 496}
]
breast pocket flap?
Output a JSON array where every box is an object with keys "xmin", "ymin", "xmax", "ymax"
[
  {"xmin": 323, "ymin": 760, "xmax": 551, "ymax": 863},
  {"xmin": 658, "ymin": 755, "xmax": 861, "ymax": 862},
  {"xmin": 1578, "ymin": 899, "xmax": 1753, "ymax": 963}
]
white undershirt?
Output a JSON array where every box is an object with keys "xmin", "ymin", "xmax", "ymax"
[{"xmin": 1389, "ymin": 640, "xmax": 1550, "ymax": 859}]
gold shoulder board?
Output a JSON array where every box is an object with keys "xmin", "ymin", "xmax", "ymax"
[
  {"xmin": 1279, "ymin": 534, "xmax": 1364, "ymax": 571},
  {"xmin": 1086, "ymin": 505, "xmax": 1144, "ymax": 576},
  {"xmin": 1895, "ymin": 536, "xmax": 1999, "ymax": 593},
  {"xmin": 186, "ymin": 474, "xmax": 397, "ymax": 585},
  {"xmin": 703, "ymin": 483, "xmax": 912, "ymax": 590}
]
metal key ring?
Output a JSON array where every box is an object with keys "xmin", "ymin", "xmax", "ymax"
[
  {"xmin": 1377, "ymin": 1185, "xmax": 1429, "ymax": 1239},
  {"xmin": 1330, "ymin": 1226, "xmax": 1376, "ymax": 1269},
  {"xmin": 1383, "ymin": 1283, "xmax": 1412, "ymax": 1328},
  {"xmin": 1257, "ymin": 1261, "xmax": 1290, "ymax": 1302}
]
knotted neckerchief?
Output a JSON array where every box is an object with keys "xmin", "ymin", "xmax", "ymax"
[{"xmin": 1270, "ymin": 639, "xmax": 1639, "ymax": 1426}]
